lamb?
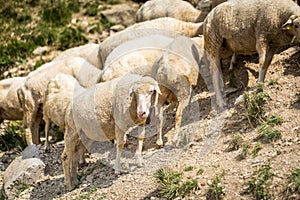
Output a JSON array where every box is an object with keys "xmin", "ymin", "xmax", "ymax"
[
  {"xmin": 62, "ymin": 73, "xmax": 161, "ymax": 190},
  {"xmin": 97, "ymin": 17, "xmax": 203, "ymax": 69},
  {"xmin": 0, "ymin": 77, "xmax": 26, "ymax": 124},
  {"xmin": 203, "ymin": 0, "xmax": 300, "ymax": 111},
  {"xmin": 43, "ymin": 74, "xmax": 85, "ymax": 150},
  {"xmin": 135, "ymin": 0, "xmax": 205, "ymax": 23},
  {"xmin": 53, "ymin": 43, "xmax": 100, "ymax": 68},
  {"xmin": 19, "ymin": 57, "xmax": 102, "ymax": 146}
]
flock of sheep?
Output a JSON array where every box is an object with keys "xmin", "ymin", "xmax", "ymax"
[{"xmin": 1, "ymin": 0, "xmax": 300, "ymax": 191}]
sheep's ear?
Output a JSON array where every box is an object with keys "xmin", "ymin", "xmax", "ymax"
[
  {"xmin": 128, "ymin": 85, "xmax": 135, "ymax": 98},
  {"xmin": 154, "ymin": 83, "xmax": 162, "ymax": 95},
  {"xmin": 282, "ymin": 15, "xmax": 297, "ymax": 30}
]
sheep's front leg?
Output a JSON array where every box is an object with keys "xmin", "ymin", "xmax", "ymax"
[
  {"xmin": 135, "ymin": 125, "xmax": 145, "ymax": 167},
  {"xmin": 114, "ymin": 125, "xmax": 125, "ymax": 173},
  {"xmin": 62, "ymin": 127, "xmax": 81, "ymax": 191},
  {"xmin": 173, "ymin": 96, "xmax": 190, "ymax": 146},
  {"xmin": 43, "ymin": 117, "xmax": 51, "ymax": 152},
  {"xmin": 155, "ymin": 103, "xmax": 164, "ymax": 147},
  {"xmin": 229, "ymin": 53, "xmax": 238, "ymax": 87},
  {"xmin": 257, "ymin": 42, "xmax": 277, "ymax": 83}
]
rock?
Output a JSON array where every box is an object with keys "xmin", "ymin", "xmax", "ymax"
[
  {"xmin": 100, "ymin": 4, "xmax": 137, "ymax": 27},
  {"xmin": 3, "ymin": 145, "xmax": 45, "ymax": 199},
  {"xmin": 110, "ymin": 24, "xmax": 126, "ymax": 32},
  {"xmin": 33, "ymin": 46, "xmax": 50, "ymax": 56}
]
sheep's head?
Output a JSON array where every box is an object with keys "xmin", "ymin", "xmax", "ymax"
[
  {"xmin": 129, "ymin": 77, "xmax": 161, "ymax": 120},
  {"xmin": 282, "ymin": 15, "xmax": 300, "ymax": 39}
]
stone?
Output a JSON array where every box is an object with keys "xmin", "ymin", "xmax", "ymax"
[
  {"xmin": 33, "ymin": 46, "xmax": 50, "ymax": 56},
  {"xmin": 3, "ymin": 145, "xmax": 45, "ymax": 199},
  {"xmin": 100, "ymin": 4, "xmax": 137, "ymax": 27}
]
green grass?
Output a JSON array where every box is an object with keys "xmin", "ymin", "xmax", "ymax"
[
  {"xmin": 257, "ymin": 124, "xmax": 282, "ymax": 143},
  {"xmin": 154, "ymin": 168, "xmax": 199, "ymax": 199},
  {"xmin": 13, "ymin": 182, "xmax": 30, "ymax": 198},
  {"xmin": 244, "ymin": 163, "xmax": 272, "ymax": 200},
  {"xmin": 207, "ymin": 171, "xmax": 225, "ymax": 200},
  {"xmin": 76, "ymin": 187, "xmax": 97, "ymax": 199},
  {"xmin": 227, "ymin": 132, "xmax": 244, "ymax": 151},
  {"xmin": 184, "ymin": 166, "xmax": 194, "ymax": 172}
]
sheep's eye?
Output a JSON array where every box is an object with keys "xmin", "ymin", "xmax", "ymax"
[
  {"xmin": 149, "ymin": 89, "xmax": 154, "ymax": 94},
  {"xmin": 295, "ymin": 24, "xmax": 299, "ymax": 29}
]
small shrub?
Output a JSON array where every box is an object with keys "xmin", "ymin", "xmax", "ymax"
[
  {"xmin": 207, "ymin": 171, "xmax": 225, "ymax": 200},
  {"xmin": 266, "ymin": 115, "xmax": 284, "ymax": 127},
  {"xmin": 268, "ymin": 78, "xmax": 279, "ymax": 86},
  {"xmin": 0, "ymin": 121, "xmax": 26, "ymax": 152},
  {"xmin": 84, "ymin": 1, "xmax": 100, "ymax": 16},
  {"xmin": 226, "ymin": 132, "xmax": 244, "ymax": 151},
  {"xmin": 13, "ymin": 181, "xmax": 29, "ymax": 198},
  {"xmin": 40, "ymin": 1, "xmax": 72, "ymax": 26},
  {"xmin": 286, "ymin": 167, "xmax": 300, "ymax": 195},
  {"xmin": 244, "ymin": 163, "xmax": 272, "ymax": 200},
  {"xmin": 184, "ymin": 166, "xmax": 194, "ymax": 172},
  {"xmin": 100, "ymin": 18, "xmax": 115, "ymax": 28},
  {"xmin": 197, "ymin": 168, "xmax": 204, "ymax": 175},
  {"xmin": 236, "ymin": 142, "xmax": 251, "ymax": 160},
  {"xmin": 243, "ymin": 88, "xmax": 270, "ymax": 126},
  {"xmin": 57, "ymin": 26, "xmax": 88, "ymax": 50},
  {"xmin": 257, "ymin": 124, "xmax": 281, "ymax": 143},
  {"xmin": 251, "ymin": 142, "xmax": 262, "ymax": 157},
  {"xmin": 154, "ymin": 168, "xmax": 199, "ymax": 199}
]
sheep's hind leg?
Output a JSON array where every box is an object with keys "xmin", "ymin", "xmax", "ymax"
[
  {"xmin": 155, "ymin": 104, "xmax": 164, "ymax": 147},
  {"xmin": 229, "ymin": 53, "xmax": 238, "ymax": 87},
  {"xmin": 257, "ymin": 45, "xmax": 277, "ymax": 83}
]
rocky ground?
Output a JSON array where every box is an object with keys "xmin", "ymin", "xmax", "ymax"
[{"xmin": 0, "ymin": 0, "xmax": 300, "ymax": 199}]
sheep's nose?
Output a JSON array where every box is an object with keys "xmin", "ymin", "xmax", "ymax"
[{"xmin": 138, "ymin": 111, "xmax": 147, "ymax": 119}]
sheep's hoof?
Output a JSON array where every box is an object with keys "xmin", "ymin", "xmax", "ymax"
[
  {"xmin": 134, "ymin": 155, "xmax": 144, "ymax": 167},
  {"xmin": 156, "ymin": 140, "xmax": 163, "ymax": 148}
]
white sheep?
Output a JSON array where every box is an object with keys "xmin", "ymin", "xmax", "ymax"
[
  {"xmin": 19, "ymin": 57, "xmax": 102, "ymax": 146},
  {"xmin": 97, "ymin": 17, "xmax": 203, "ymax": 69},
  {"xmin": 100, "ymin": 34, "xmax": 175, "ymax": 82},
  {"xmin": 136, "ymin": 0, "xmax": 205, "ymax": 23},
  {"xmin": 100, "ymin": 35, "xmax": 209, "ymax": 147},
  {"xmin": 0, "ymin": 77, "xmax": 26, "ymax": 124},
  {"xmin": 43, "ymin": 73, "xmax": 85, "ymax": 151},
  {"xmin": 62, "ymin": 73, "xmax": 161, "ymax": 190},
  {"xmin": 53, "ymin": 43, "xmax": 100, "ymax": 68},
  {"xmin": 203, "ymin": 0, "xmax": 300, "ymax": 111}
]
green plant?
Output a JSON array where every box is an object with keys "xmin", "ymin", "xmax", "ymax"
[
  {"xmin": 100, "ymin": 18, "xmax": 115, "ymax": 28},
  {"xmin": 237, "ymin": 142, "xmax": 251, "ymax": 160},
  {"xmin": 227, "ymin": 132, "xmax": 244, "ymax": 151},
  {"xmin": 244, "ymin": 163, "xmax": 272, "ymax": 200},
  {"xmin": 207, "ymin": 171, "xmax": 225, "ymax": 200},
  {"xmin": 268, "ymin": 78, "xmax": 279, "ymax": 86},
  {"xmin": 286, "ymin": 167, "xmax": 300, "ymax": 195},
  {"xmin": 40, "ymin": 1, "xmax": 72, "ymax": 26},
  {"xmin": 184, "ymin": 166, "xmax": 194, "ymax": 172},
  {"xmin": 57, "ymin": 26, "xmax": 88, "ymax": 50},
  {"xmin": 154, "ymin": 168, "xmax": 199, "ymax": 199},
  {"xmin": 257, "ymin": 124, "xmax": 281, "ymax": 143},
  {"xmin": 266, "ymin": 115, "xmax": 284, "ymax": 127},
  {"xmin": 0, "ymin": 121, "xmax": 26, "ymax": 152},
  {"xmin": 84, "ymin": 1, "xmax": 100, "ymax": 16},
  {"xmin": 77, "ymin": 187, "xmax": 97, "ymax": 199},
  {"xmin": 197, "ymin": 168, "xmax": 204, "ymax": 175},
  {"xmin": 243, "ymin": 87, "xmax": 270, "ymax": 126},
  {"xmin": 13, "ymin": 182, "xmax": 29, "ymax": 198},
  {"xmin": 251, "ymin": 142, "xmax": 262, "ymax": 157}
]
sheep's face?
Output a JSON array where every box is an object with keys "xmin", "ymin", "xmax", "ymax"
[
  {"xmin": 282, "ymin": 15, "xmax": 300, "ymax": 39},
  {"xmin": 130, "ymin": 82, "xmax": 161, "ymax": 120}
]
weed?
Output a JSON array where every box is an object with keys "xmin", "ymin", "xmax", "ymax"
[
  {"xmin": 257, "ymin": 124, "xmax": 281, "ymax": 143},
  {"xmin": 57, "ymin": 26, "xmax": 88, "ymax": 50},
  {"xmin": 197, "ymin": 168, "xmax": 204, "ymax": 175},
  {"xmin": 243, "ymin": 87, "xmax": 270, "ymax": 126},
  {"xmin": 84, "ymin": 1, "xmax": 100, "ymax": 16},
  {"xmin": 184, "ymin": 166, "xmax": 194, "ymax": 172},
  {"xmin": 102, "ymin": 0, "xmax": 120, "ymax": 5},
  {"xmin": 266, "ymin": 115, "xmax": 284, "ymax": 127},
  {"xmin": 236, "ymin": 142, "xmax": 251, "ymax": 160},
  {"xmin": 207, "ymin": 171, "xmax": 225, "ymax": 200},
  {"xmin": 244, "ymin": 163, "xmax": 272, "ymax": 200},
  {"xmin": 0, "ymin": 121, "xmax": 26, "ymax": 152},
  {"xmin": 154, "ymin": 168, "xmax": 199, "ymax": 199},
  {"xmin": 286, "ymin": 167, "xmax": 300, "ymax": 195},
  {"xmin": 226, "ymin": 132, "xmax": 244, "ymax": 151},
  {"xmin": 100, "ymin": 18, "xmax": 115, "ymax": 28},
  {"xmin": 0, "ymin": 188, "xmax": 4, "ymax": 200},
  {"xmin": 251, "ymin": 142, "xmax": 262, "ymax": 157},
  {"xmin": 77, "ymin": 187, "xmax": 97, "ymax": 199},
  {"xmin": 268, "ymin": 78, "xmax": 279, "ymax": 86},
  {"xmin": 13, "ymin": 181, "xmax": 29, "ymax": 198}
]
